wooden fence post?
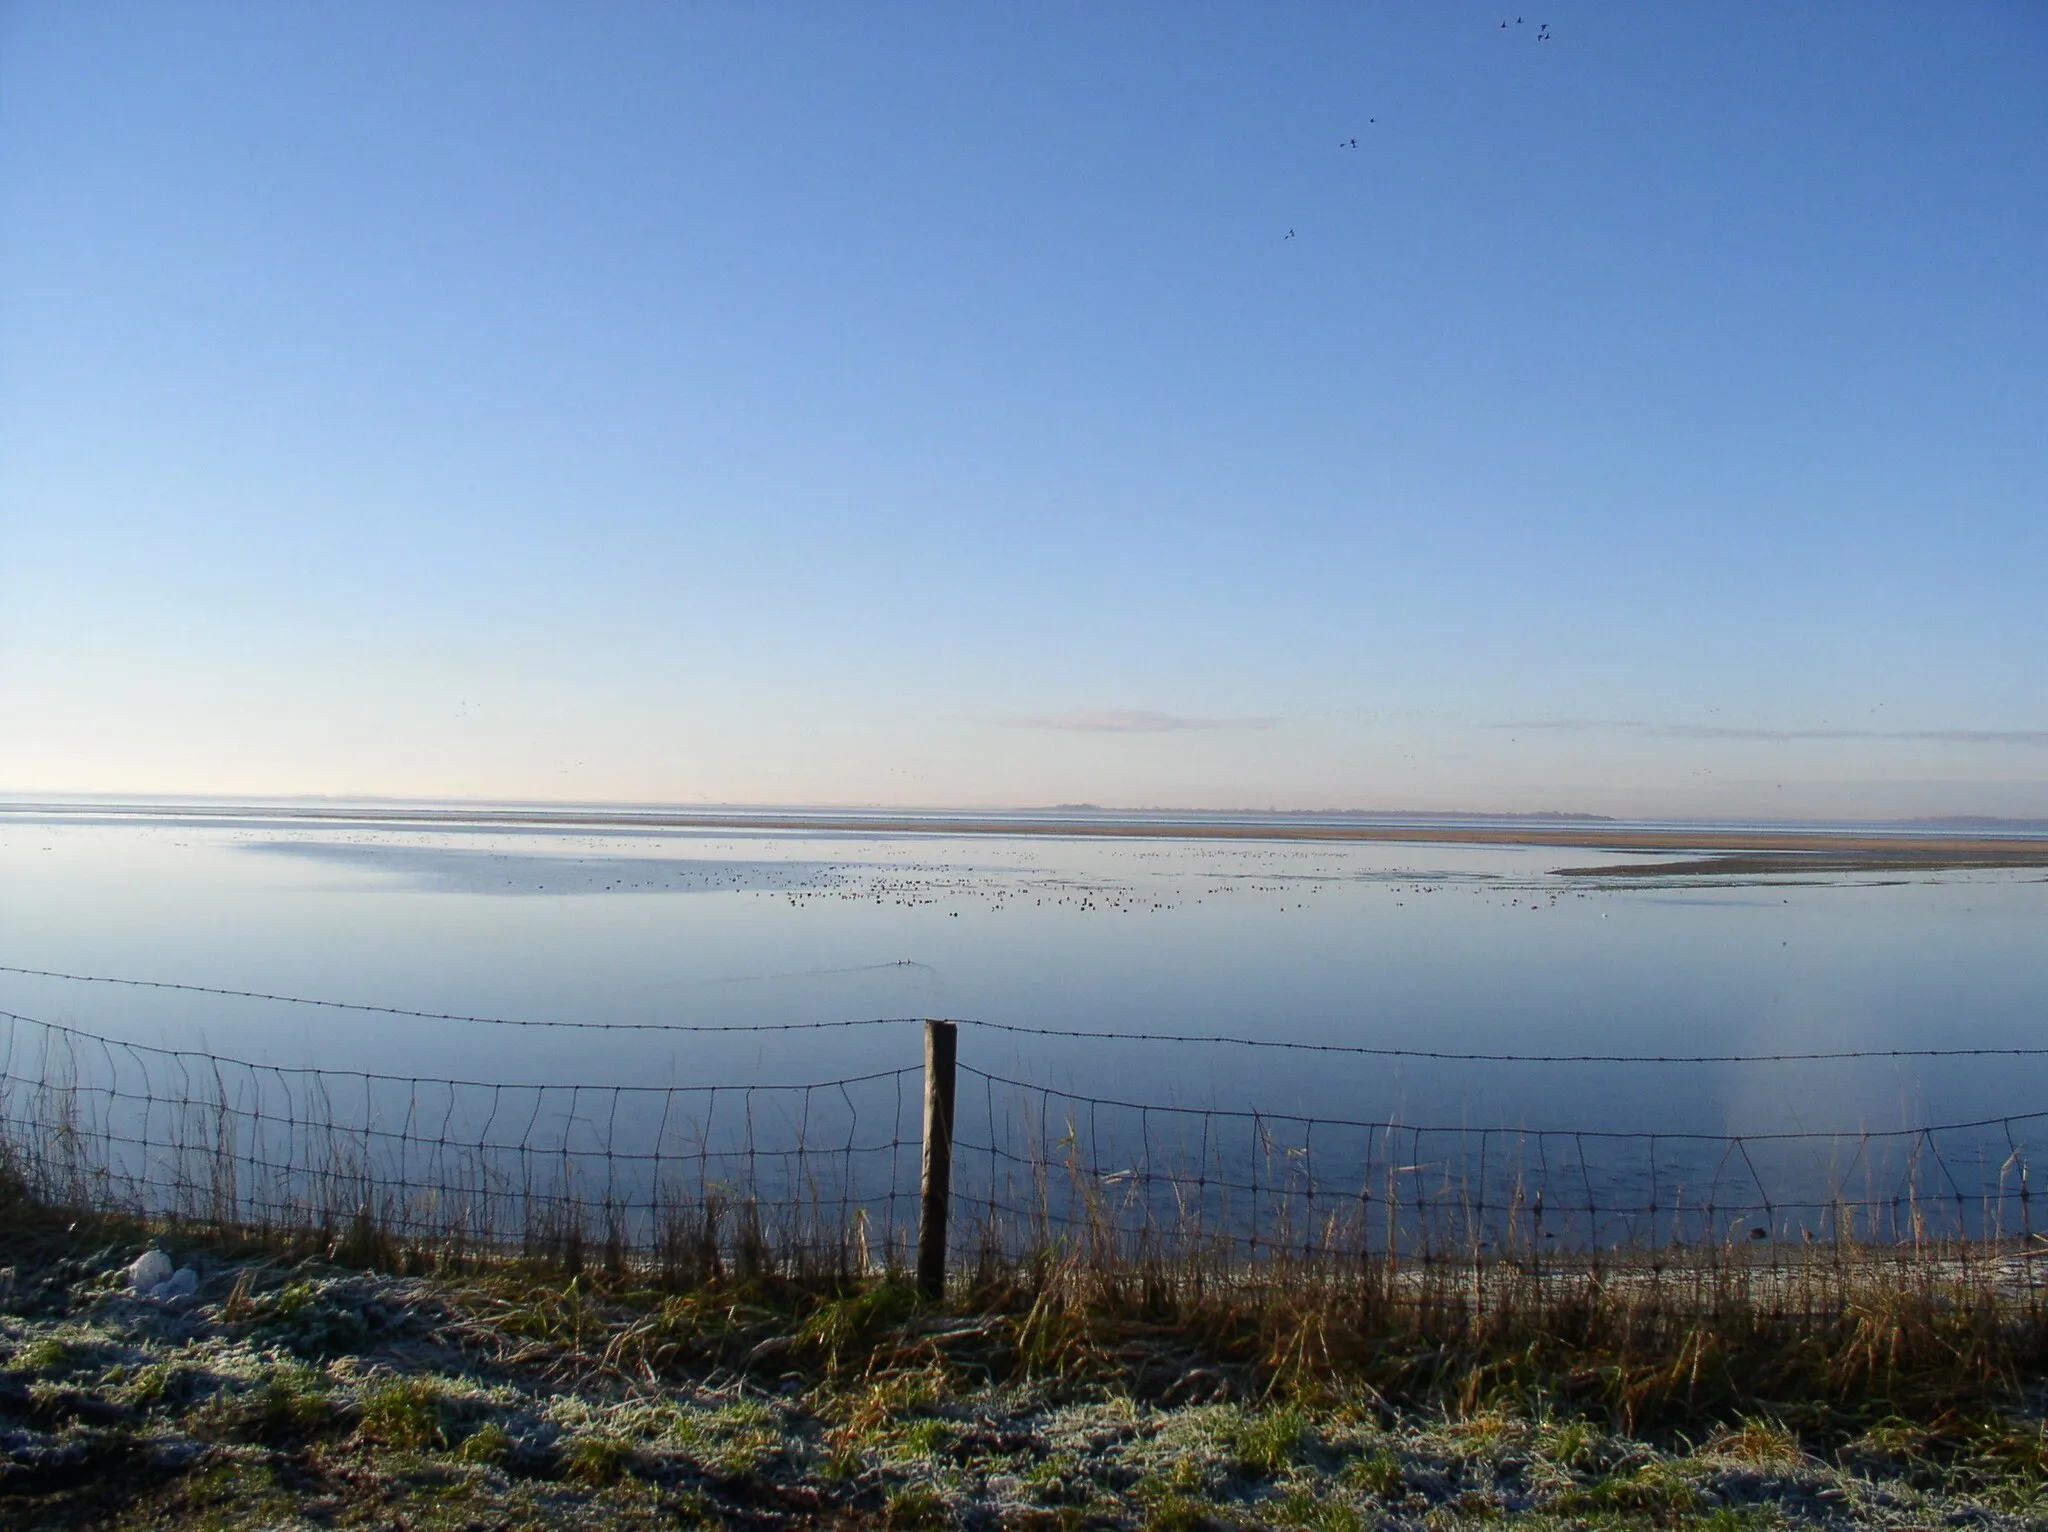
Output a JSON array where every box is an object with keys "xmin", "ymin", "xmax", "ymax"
[{"xmin": 918, "ymin": 1019, "xmax": 957, "ymax": 1301}]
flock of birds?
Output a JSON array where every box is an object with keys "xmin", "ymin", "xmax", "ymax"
[
  {"xmin": 1290, "ymin": 16, "xmax": 1552, "ymax": 243},
  {"xmin": 294, "ymin": 830, "xmax": 1617, "ymax": 918}
]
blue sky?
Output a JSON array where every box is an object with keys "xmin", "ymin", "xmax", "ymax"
[{"xmin": 3, "ymin": 2, "xmax": 2044, "ymax": 815}]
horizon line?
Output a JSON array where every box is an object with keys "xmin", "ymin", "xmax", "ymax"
[{"xmin": 3, "ymin": 792, "xmax": 2045, "ymax": 832}]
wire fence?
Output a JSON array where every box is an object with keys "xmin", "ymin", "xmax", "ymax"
[
  {"xmin": 0, "ymin": 1010, "xmax": 925, "ymax": 1277},
  {"xmin": 955, "ymin": 1065, "xmax": 2043, "ymax": 1259},
  {"xmin": 4, "ymin": 993, "xmax": 2044, "ymax": 1277},
  {"xmin": 13, "ymin": 962, "xmax": 2048, "ymax": 1063}
]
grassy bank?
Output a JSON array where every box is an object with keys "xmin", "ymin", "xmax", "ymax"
[{"xmin": 8, "ymin": 1173, "xmax": 2048, "ymax": 1530}]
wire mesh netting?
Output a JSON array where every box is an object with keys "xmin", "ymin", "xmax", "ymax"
[
  {"xmin": 0, "ymin": 1011, "xmax": 926, "ymax": 1273},
  {"xmin": 6, "ymin": 1002, "xmax": 2045, "ymax": 1274},
  {"xmin": 952, "ymin": 1067, "xmax": 2046, "ymax": 1259}
]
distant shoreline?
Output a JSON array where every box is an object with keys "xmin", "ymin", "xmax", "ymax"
[
  {"xmin": 1552, "ymin": 847, "xmax": 2048, "ymax": 876},
  {"xmin": 6, "ymin": 799, "xmax": 2048, "ymax": 872}
]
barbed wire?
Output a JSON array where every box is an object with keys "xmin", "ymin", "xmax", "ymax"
[{"xmin": 6, "ymin": 962, "xmax": 2048, "ymax": 1065}]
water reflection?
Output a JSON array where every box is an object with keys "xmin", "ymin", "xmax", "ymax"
[{"xmin": 2, "ymin": 810, "xmax": 2044, "ymax": 1200}]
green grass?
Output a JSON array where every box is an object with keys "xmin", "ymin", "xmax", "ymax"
[
  {"xmin": 564, "ymin": 1434, "xmax": 634, "ymax": 1486},
  {"xmin": 1230, "ymin": 1404, "xmax": 1307, "ymax": 1477},
  {"xmin": 883, "ymin": 1484, "xmax": 949, "ymax": 1527},
  {"xmin": 1340, "ymin": 1446, "xmax": 1404, "ymax": 1497},
  {"xmin": 8, "ymin": 1193, "xmax": 2048, "ymax": 1529},
  {"xmin": 190, "ymin": 1362, "xmax": 336, "ymax": 1444},
  {"xmin": 355, "ymin": 1375, "xmax": 446, "ymax": 1450},
  {"xmin": 455, "ymin": 1419, "xmax": 512, "ymax": 1465},
  {"xmin": 18, "ymin": 1335, "xmax": 74, "ymax": 1371},
  {"xmin": 1550, "ymin": 1458, "xmax": 1703, "ymax": 1517}
]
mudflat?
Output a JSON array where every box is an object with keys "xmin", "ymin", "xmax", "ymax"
[{"xmin": 9, "ymin": 800, "xmax": 2048, "ymax": 872}]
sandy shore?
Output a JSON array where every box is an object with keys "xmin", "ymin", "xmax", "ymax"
[
  {"xmin": 8, "ymin": 801, "xmax": 2048, "ymax": 871},
  {"xmin": 1557, "ymin": 848, "xmax": 2048, "ymax": 876},
  {"xmin": 657, "ymin": 814, "xmax": 2048, "ymax": 865}
]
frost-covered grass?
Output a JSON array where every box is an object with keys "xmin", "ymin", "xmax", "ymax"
[{"xmin": 8, "ymin": 1205, "xmax": 2048, "ymax": 1527}]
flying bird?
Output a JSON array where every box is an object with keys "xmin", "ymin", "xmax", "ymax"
[{"xmin": 1284, "ymin": 229, "xmax": 1297, "ymax": 240}]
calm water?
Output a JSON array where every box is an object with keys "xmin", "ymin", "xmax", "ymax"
[{"xmin": 5, "ymin": 803, "xmax": 2045, "ymax": 1146}]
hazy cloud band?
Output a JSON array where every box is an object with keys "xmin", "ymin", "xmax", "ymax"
[
  {"xmin": 1498, "ymin": 721, "xmax": 2048, "ymax": 746},
  {"xmin": 1005, "ymin": 709, "xmax": 1282, "ymax": 734}
]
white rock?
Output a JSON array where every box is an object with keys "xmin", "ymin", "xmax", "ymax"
[
  {"xmin": 154, "ymin": 1267, "xmax": 199, "ymax": 1301},
  {"xmin": 127, "ymin": 1250, "xmax": 173, "ymax": 1292}
]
